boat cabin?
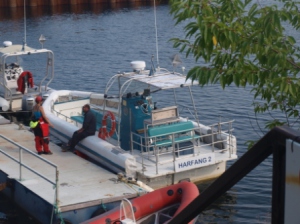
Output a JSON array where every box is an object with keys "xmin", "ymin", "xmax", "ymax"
[
  {"xmin": 50, "ymin": 61, "xmax": 236, "ymax": 180},
  {"xmin": 0, "ymin": 40, "xmax": 54, "ymax": 111}
]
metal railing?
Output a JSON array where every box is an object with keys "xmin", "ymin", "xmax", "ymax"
[
  {"xmin": 52, "ymin": 108, "xmax": 74, "ymax": 123},
  {"xmin": 131, "ymin": 120, "xmax": 235, "ymax": 174},
  {"xmin": 0, "ymin": 134, "xmax": 59, "ymax": 206}
]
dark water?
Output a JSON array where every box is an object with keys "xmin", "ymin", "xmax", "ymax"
[{"xmin": 0, "ymin": 3, "xmax": 275, "ymax": 223}]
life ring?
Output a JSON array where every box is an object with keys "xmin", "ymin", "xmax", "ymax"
[{"xmin": 98, "ymin": 111, "xmax": 116, "ymax": 140}]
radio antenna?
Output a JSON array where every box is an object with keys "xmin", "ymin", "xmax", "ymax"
[
  {"xmin": 153, "ymin": 0, "xmax": 160, "ymax": 70},
  {"xmin": 22, "ymin": 0, "xmax": 27, "ymax": 51}
]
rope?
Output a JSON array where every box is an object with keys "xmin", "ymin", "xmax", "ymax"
[
  {"xmin": 50, "ymin": 184, "xmax": 65, "ymax": 224},
  {"xmin": 291, "ymin": 136, "xmax": 300, "ymax": 152},
  {"xmin": 101, "ymin": 199, "xmax": 107, "ymax": 212},
  {"xmin": 124, "ymin": 182, "xmax": 141, "ymax": 197}
]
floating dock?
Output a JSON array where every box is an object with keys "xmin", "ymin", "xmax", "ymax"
[{"xmin": 0, "ymin": 116, "xmax": 146, "ymax": 223}]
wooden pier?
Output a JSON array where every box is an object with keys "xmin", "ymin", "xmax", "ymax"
[{"xmin": 0, "ymin": 117, "xmax": 146, "ymax": 223}]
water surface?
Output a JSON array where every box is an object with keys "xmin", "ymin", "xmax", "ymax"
[{"xmin": 0, "ymin": 3, "xmax": 275, "ymax": 223}]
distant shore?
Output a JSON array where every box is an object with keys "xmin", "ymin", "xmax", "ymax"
[{"xmin": 1, "ymin": 0, "xmax": 162, "ymax": 8}]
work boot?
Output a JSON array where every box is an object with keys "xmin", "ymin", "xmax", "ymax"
[
  {"xmin": 44, "ymin": 151, "xmax": 53, "ymax": 155},
  {"xmin": 61, "ymin": 144, "xmax": 70, "ymax": 152}
]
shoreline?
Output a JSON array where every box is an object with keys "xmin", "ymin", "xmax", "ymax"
[{"xmin": 0, "ymin": 0, "xmax": 166, "ymax": 8}]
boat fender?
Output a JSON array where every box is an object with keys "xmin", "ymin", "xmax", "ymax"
[
  {"xmin": 98, "ymin": 111, "xmax": 116, "ymax": 140},
  {"xmin": 17, "ymin": 71, "xmax": 34, "ymax": 94},
  {"xmin": 136, "ymin": 180, "xmax": 154, "ymax": 192}
]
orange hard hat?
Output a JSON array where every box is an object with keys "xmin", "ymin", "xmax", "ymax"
[{"xmin": 35, "ymin": 96, "xmax": 43, "ymax": 103}]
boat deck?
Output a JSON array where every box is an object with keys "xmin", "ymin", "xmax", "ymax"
[{"xmin": 0, "ymin": 119, "xmax": 145, "ymax": 221}]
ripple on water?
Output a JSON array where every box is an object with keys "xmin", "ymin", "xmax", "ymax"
[{"xmin": 0, "ymin": 4, "xmax": 280, "ymax": 223}]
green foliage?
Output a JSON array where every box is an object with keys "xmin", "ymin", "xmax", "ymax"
[{"xmin": 170, "ymin": 0, "xmax": 300, "ymax": 131}]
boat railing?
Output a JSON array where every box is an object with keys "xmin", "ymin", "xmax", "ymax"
[
  {"xmin": 169, "ymin": 126, "xmax": 298, "ymax": 224},
  {"xmin": 130, "ymin": 120, "xmax": 235, "ymax": 174},
  {"xmin": 0, "ymin": 134, "xmax": 59, "ymax": 207},
  {"xmin": 176, "ymin": 103, "xmax": 200, "ymax": 121},
  {"xmin": 51, "ymin": 108, "xmax": 74, "ymax": 123}
]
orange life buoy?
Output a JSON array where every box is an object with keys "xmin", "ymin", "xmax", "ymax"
[
  {"xmin": 98, "ymin": 111, "xmax": 116, "ymax": 140},
  {"xmin": 17, "ymin": 71, "xmax": 34, "ymax": 94}
]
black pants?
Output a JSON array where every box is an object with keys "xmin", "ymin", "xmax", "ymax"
[{"xmin": 68, "ymin": 131, "xmax": 94, "ymax": 150}]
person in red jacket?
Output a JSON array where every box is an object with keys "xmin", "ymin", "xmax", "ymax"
[{"xmin": 31, "ymin": 96, "xmax": 54, "ymax": 155}]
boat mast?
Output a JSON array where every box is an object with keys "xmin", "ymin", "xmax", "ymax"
[
  {"xmin": 22, "ymin": 0, "xmax": 27, "ymax": 51},
  {"xmin": 153, "ymin": 0, "xmax": 160, "ymax": 70}
]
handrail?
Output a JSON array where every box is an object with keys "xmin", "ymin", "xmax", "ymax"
[
  {"xmin": 0, "ymin": 134, "xmax": 59, "ymax": 207},
  {"xmin": 169, "ymin": 126, "xmax": 300, "ymax": 224},
  {"xmin": 131, "ymin": 121, "xmax": 235, "ymax": 174},
  {"xmin": 52, "ymin": 108, "xmax": 72, "ymax": 122}
]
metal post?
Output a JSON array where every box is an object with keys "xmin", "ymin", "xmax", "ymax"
[
  {"xmin": 172, "ymin": 133, "xmax": 176, "ymax": 171},
  {"xmin": 130, "ymin": 133, "xmax": 133, "ymax": 155},
  {"xmin": 56, "ymin": 169, "xmax": 59, "ymax": 207},
  {"xmin": 188, "ymin": 86, "xmax": 200, "ymax": 126},
  {"xmin": 192, "ymin": 130, "xmax": 195, "ymax": 156},
  {"xmin": 271, "ymin": 144, "xmax": 286, "ymax": 224},
  {"xmin": 211, "ymin": 126, "xmax": 214, "ymax": 152},
  {"xmin": 173, "ymin": 88, "xmax": 179, "ymax": 117},
  {"xmin": 155, "ymin": 146, "xmax": 158, "ymax": 175},
  {"xmin": 19, "ymin": 147, "xmax": 22, "ymax": 181},
  {"xmin": 173, "ymin": 141, "xmax": 176, "ymax": 172}
]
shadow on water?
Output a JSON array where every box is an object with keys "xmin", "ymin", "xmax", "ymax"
[
  {"xmin": 195, "ymin": 180, "xmax": 238, "ymax": 224},
  {"xmin": 0, "ymin": 194, "xmax": 39, "ymax": 224}
]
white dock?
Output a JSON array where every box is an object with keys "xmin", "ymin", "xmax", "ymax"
[{"xmin": 0, "ymin": 118, "xmax": 146, "ymax": 223}]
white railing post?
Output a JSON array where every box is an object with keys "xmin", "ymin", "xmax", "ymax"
[
  {"xmin": 130, "ymin": 133, "xmax": 134, "ymax": 155},
  {"xmin": 211, "ymin": 126, "xmax": 215, "ymax": 152},
  {"xmin": 0, "ymin": 135, "xmax": 59, "ymax": 208},
  {"xmin": 155, "ymin": 148, "xmax": 158, "ymax": 175},
  {"xmin": 19, "ymin": 147, "xmax": 22, "ymax": 181},
  {"xmin": 56, "ymin": 169, "xmax": 59, "ymax": 207}
]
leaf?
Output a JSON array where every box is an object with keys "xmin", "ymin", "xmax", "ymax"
[
  {"xmin": 212, "ymin": 36, "xmax": 217, "ymax": 46},
  {"xmin": 169, "ymin": 0, "xmax": 300, "ymax": 133}
]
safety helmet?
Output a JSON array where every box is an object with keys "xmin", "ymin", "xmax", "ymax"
[{"xmin": 35, "ymin": 96, "xmax": 43, "ymax": 103}]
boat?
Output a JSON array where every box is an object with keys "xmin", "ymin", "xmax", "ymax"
[
  {"xmin": 42, "ymin": 59, "xmax": 238, "ymax": 189},
  {"xmin": 81, "ymin": 181, "xmax": 199, "ymax": 224},
  {"xmin": 0, "ymin": 38, "xmax": 54, "ymax": 112}
]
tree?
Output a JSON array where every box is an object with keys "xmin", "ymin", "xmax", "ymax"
[{"xmin": 169, "ymin": 0, "xmax": 300, "ymax": 135}]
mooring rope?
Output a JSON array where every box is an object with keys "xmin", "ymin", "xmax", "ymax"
[{"xmin": 50, "ymin": 184, "xmax": 65, "ymax": 224}]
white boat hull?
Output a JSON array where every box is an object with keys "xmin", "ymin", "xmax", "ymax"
[{"xmin": 43, "ymin": 90, "xmax": 137, "ymax": 176}]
